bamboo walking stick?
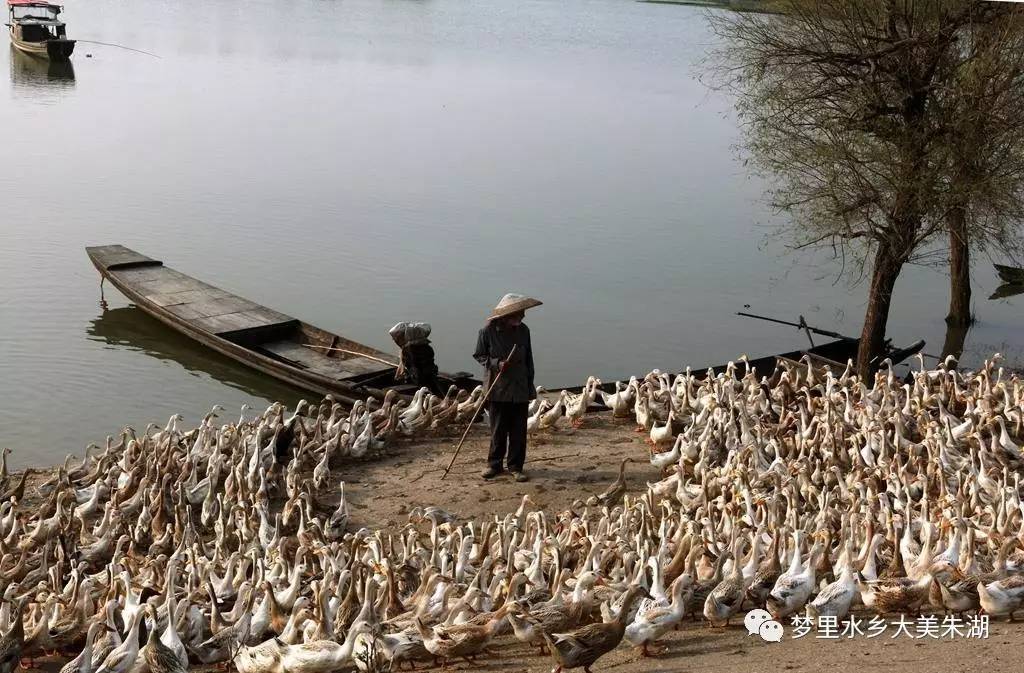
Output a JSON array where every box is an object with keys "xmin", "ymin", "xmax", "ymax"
[{"xmin": 441, "ymin": 344, "xmax": 516, "ymax": 480}]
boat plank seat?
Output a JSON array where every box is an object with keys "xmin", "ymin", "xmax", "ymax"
[
  {"xmin": 87, "ymin": 244, "xmax": 163, "ymax": 271},
  {"xmin": 258, "ymin": 340, "xmax": 391, "ymax": 379},
  {"xmin": 191, "ymin": 311, "xmax": 295, "ymax": 336},
  {"xmin": 132, "ymin": 274, "xmax": 216, "ymax": 297}
]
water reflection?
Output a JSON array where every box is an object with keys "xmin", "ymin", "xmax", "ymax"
[
  {"xmin": 87, "ymin": 306, "xmax": 305, "ymax": 405},
  {"xmin": 941, "ymin": 323, "xmax": 971, "ymax": 361},
  {"xmin": 989, "ymin": 283, "xmax": 1024, "ymax": 300},
  {"xmin": 9, "ymin": 47, "xmax": 75, "ymax": 95}
]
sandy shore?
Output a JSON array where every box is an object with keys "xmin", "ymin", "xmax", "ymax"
[{"xmin": 337, "ymin": 415, "xmax": 662, "ymax": 530}]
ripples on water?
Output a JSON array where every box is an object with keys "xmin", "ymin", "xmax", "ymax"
[{"xmin": 1, "ymin": 0, "xmax": 1022, "ymax": 465}]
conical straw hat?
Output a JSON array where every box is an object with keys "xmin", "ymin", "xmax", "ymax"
[{"xmin": 487, "ymin": 293, "xmax": 542, "ymax": 322}]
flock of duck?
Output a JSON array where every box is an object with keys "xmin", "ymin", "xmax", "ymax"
[{"xmin": 0, "ymin": 352, "xmax": 1022, "ymax": 673}]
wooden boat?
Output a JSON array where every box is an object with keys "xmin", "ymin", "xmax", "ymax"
[
  {"xmin": 553, "ymin": 311, "xmax": 924, "ymax": 397},
  {"xmin": 6, "ymin": 0, "xmax": 74, "ymax": 60},
  {"xmin": 87, "ymin": 245, "xmax": 479, "ymax": 405},
  {"xmin": 994, "ymin": 263, "xmax": 1024, "ymax": 285},
  {"xmin": 552, "ymin": 335, "xmax": 924, "ymax": 398}
]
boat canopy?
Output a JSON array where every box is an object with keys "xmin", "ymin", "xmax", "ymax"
[{"xmin": 8, "ymin": 0, "xmax": 61, "ymax": 23}]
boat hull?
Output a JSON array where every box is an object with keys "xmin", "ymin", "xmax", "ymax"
[
  {"xmin": 549, "ymin": 338, "xmax": 861, "ymax": 398},
  {"xmin": 9, "ymin": 32, "xmax": 74, "ymax": 60}
]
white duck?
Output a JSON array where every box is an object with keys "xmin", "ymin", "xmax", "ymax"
[
  {"xmin": 625, "ymin": 575, "xmax": 690, "ymax": 656},
  {"xmin": 600, "ymin": 380, "xmax": 635, "ymax": 418},
  {"xmin": 527, "ymin": 402, "xmax": 551, "ymax": 436},
  {"xmin": 649, "ymin": 412, "xmax": 675, "ymax": 449},
  {"xmin": 634, "ymin": 394, "xmax": 652, "ymax": 432},
  {"xmin": 650, "ymin": 433, "xmax": 683, "ymax": 471},
  {"xmin": 95, "ymin": 608, "xmax": 143, "ymax": 673},
  {"xmin": 566, "ymin": 380, "xmax": 596, "ymax": 428},
  {"xmin": 806, "ymin": 541, "xmax": 857, "ymax": 619},
  {"xmin": 538, "ymin": 391, "xmax": 569, "ymax": 432},
  {"xmin": 766, "ymin": 531, "xmax": 820, "ymax": 619},
  {"xmin": 160, "ymin": 565, "xmax": 188, "ymax": 668},
  {"xmin": 978, "ymin": 575, "xmax": 1024, "ymax": 619},
  {"xmin": 528, "ymin": 387, "xmax": 549, "ymax": 415}
]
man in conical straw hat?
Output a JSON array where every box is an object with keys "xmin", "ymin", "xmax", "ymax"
[{"xmin": 473, "ymin": 293, "xmax": 541, "ymax": 481}]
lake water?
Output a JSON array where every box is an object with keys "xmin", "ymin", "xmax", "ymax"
[{"xmin": 2, "ymin": 0, "xmax": 1022, "ymax": 467}]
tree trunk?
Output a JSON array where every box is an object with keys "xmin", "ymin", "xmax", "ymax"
[
  {"xmin": 946, "ymin": 206, "xmax": 973, "ymax": 326},
  {"xmin": 941, "ymin": 321, "xmax": 970, "ymax": 361},
  {"xmin": 856, "ymin": 246, "xmax": 904, "ymax": 379}
]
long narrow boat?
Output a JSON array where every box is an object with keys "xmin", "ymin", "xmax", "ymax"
[
  {"xmin": 87, "ymin": 245, "xmax": 479, "ymax": 404},
  {"xmin": 551, "ymin": 335, "xmax": 924, "ymax": 398},
  {"xmin": 87, "ymin": 245, "xmax": 924, "ymax": 405}
]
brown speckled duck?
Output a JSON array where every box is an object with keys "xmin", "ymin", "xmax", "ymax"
[{"xmin": 544, "ymin": 585, "xmax": 650, "ymax": 673}]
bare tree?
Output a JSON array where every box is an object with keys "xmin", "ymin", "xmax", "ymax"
[{"xmin": 709, "ymin": 0, "xmax": 1024, "ymax": 375}]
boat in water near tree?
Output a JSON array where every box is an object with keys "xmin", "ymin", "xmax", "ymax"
[{"xmin": 6, "ymin": 0, "xmax": 74, "ymax": 60}]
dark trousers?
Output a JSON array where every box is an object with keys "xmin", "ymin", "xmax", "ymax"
[
  {"xmin": 488, "ymin": 401, "xmax": 528, "ymax": 472},
  {"xmin": 411, "ymin": 368, "xmax": 442, "ymax": 396}
]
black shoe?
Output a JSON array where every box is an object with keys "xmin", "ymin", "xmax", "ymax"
[
  {"xmin": 513, "ymin": 470, "xmax": 529, "ymax": 482},
  {"xmin": 482, "ymin": 467, "xmax": 503, "ymax": 480}
]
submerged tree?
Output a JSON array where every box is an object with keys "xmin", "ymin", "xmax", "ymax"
[
  {"xmin": 709, "ymin": 0, "xmax": 1024, "ymax": 375},
  {"xmin": 940, "ymin": 13, "xmax": 1024, "ymax": 328}
]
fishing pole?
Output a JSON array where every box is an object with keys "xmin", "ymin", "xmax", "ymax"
[
  {"xmin": 74, "ymin": 39, "xmax": 161, "ymax": 58},
  {"xmin": 736, "ymin": 311, "xmax": 848, "ymax": 340}
]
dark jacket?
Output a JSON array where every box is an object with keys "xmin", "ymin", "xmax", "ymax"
[
  {"xmin": 473, "ymin": 322, "xmax": 536, "ymax": 402},
  {"xmin": 400, "ymin": 342, "xmax": 441, "ymax": 395}
]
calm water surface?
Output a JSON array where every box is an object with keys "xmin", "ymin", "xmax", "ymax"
[{"xmin": 2, "ymin": 0, "xmax": 1022, "ymax": 466}]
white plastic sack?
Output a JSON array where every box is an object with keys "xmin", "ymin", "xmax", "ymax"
[{"xmin": 389, "ymin": 322, "xmax": 432, "ymax": 347}]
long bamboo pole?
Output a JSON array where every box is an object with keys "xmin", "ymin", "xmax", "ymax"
[
  {"xmin": 441, "ymin": 345, "xmax": 516, "ymax": 480},
  {"xmin": 303, "ymin": 343, "xmax": 399, "ymax": 367}
]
